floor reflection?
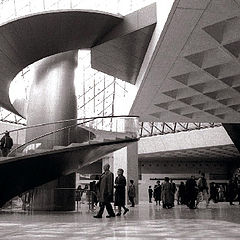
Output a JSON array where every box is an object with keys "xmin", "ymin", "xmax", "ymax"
[{"xmin": 0, "ymin": 202, "xmax": 239, "ymax": 239}]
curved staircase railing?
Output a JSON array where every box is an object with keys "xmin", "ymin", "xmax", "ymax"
[{"xmin": 3, "ymin": 115, "xmax": 139, "ymax": 158}]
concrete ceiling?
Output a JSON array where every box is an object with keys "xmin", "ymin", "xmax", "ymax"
[
  {"xmin": 139, "ymin": 144, "xmax": 240, "ymax": 161},
  {"xmin": 130, "ymin": 0, "xmax": 240, "ymax": 123},
  {"xmin": 0, "ymin": 10, "xmax": 122, "ymax": 115}
]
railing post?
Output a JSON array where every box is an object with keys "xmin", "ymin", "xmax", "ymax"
[
  {"xmin": 16, "ymin": 130, "xmax": 19, "ymax": 146},
  {"xmin": 88, "ymin": 190, "xmax": 91, "ymax": 210},
  {"xmin": 68, "ymin": 128, "xmax": 71, "ymax": 145},
  {"xmin": 13, "ymin": 0, "xmax": 17, "ymax": 16},
  {"xmin": 89, "ymin": 129, "xmax": 90, "ymax": 144}
]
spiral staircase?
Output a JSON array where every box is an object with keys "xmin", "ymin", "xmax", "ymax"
[{"xmin": 0, "ymin": 116, "xmax": 139, "ymax": 207}]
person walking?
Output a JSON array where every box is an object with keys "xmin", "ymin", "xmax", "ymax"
[
  {"xmin": 128, "ymin": 180, "xmax": 136, "ymax": 207},
  {"xmin": 218, "ymin": 184, "xmax": 225, "ymax": 202},
  {"xmin": 185, "ymin": 176, "xmax": 198, "ymax": 209},
  {"xmin": 196, "ymin": 173, "xmax": 209, "ymax": 207},
  {"xmin": 208, "ymin": 182, "xmax": 218, "ymax": 203},
  {"xmin": 94, "ymin": 163, "xmax": 115, "ymax": 218},
  {"xmin": 154, "ymin": 181, "xmax": 161, "ymax": 206},
  {"xmin": 75, "ymin": 185, "xmax": 83, "ymax": 209},
  {"xmin": 90, "ymin": 181, "xmax": 98, "ymax": 209},
  {"xmin": 114, "ymin": 169, "xmax": 129, "ymax": 216},
  {"xmin": 215, "ymin": 184, "xmax": 220, "ymax": 202},
  {"xmin": 161, "ymin": 177, "xmax": 172, "ymax": 209},
  {"xmin": 228, "ymin": 178, "xmax": 236, "ymax": 205},
  {"xmin": 148, "ymin": 186, "xmax": 153, "ymax": 203},
  {"xmin": 178, "ymin": 182, "xmax": 185, "ymax": 205},
  {"xmin": 0, "ymin": 131, "xmax": 13, "ymax": 157},
  {"xmin": 170, "ymin": 179, "xmax": 176, "ymax": 207}
]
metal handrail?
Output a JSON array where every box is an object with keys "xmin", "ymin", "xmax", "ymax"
[
  {"xmin": 8, "ymin": 115, "xmax": 139, "ymax": 157},
  {"xmin": 0, "ymin": 115, "xmax": 139, "ymax": 136},
  {"xmin": 8, "ymin": 119, "xmax": 93, "ymax": 157}
]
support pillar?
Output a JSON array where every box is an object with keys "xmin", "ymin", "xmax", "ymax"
[
  {"xmin": 103, "ymin": 142, "xmax": 139, "ymax": 204},
  {"xmin": 26, "ymin": 50, "xmax": 78, "ymax": 211}
]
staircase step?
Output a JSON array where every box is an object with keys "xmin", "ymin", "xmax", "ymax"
[
  {"xmin": 0, "ymin": 156, "xmax": 13, "ymax": 161},
  {"xmin": 53, "ymin": 145, "xmax": 66, "ymax": 150},
  {"xmin": 67, "ymin": 143, "xmax": 83, "ymax": 148},
  {"xmin": 67, "ymin": 140, "xmax": 104, "ymax": 148},
  {"xmin": 15, "ymin": 153, "xmax": 25, "ymax": 157},
  {"xmin": 125, "ymin": 136, "xmax": 133, "ymax": 139},
  {"xmin": 34, "ymin": 149, "xmax": 51, "ymax": 153},
  {"xmin": 89, "ymin": 140, "xmax": 101, "ymax": 144},
  {"xmin": 115, "ymin": 137, "xmax": 124, "ymax": 141},
  {"xmin": 15, "ymin": 148, "xmax": 52, "ymax": 156},
  {"xmin": 103, "ymin": 139, "xmax": 115, "ymax": 142},
  {"xmin": 80, "ymin": 124, "xmax": 136, "ymax": 140}
]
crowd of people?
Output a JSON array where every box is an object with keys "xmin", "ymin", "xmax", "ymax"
[
  {"xmin": 148, "ymin": 173, "xmax": 240, "ymax": 209},
  {"xmin": 148, "ymin": 177, "xmax": 176, "ymax": 208},
  {"xmin": 77, "ymin": 169, "xmax": 240, "ymax": 218}
]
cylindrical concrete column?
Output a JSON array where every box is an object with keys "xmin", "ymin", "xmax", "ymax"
[{"xmin": 26, "ymin": 50, "xmax": 78, "ymax": 211}]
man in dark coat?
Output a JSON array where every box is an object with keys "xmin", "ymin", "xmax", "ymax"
[
  {"xmin": 178, "ymin": 182, "xmax": 186, "ymax": 205},
  {"xmin": 114, "ymin": 168, "xmax": 129, "ymax": 216},
  {"xmin": 185, "ymin": 176, "xmax": 198, "ymax": 209},
  {"xmin": 0, "ymin": 131, "xmax": 13, "ymax": 157},
  {"xmin": 154, "ymin": 180, "xmax": 161, "ymax": 206},
  {"xmin": 94, "ymin": 163, "xmax": 115, "ymax": 218},
  {"xmin": 170, "ymin": 179, "xmax": 176, "ymax": 207},
  {"xmin": 208, "ymin": 182, "xmax": 218, "ymax": 203},
  {"xmin": 161, "ymin": 177, "xmax": 172, "ymax": 208}
]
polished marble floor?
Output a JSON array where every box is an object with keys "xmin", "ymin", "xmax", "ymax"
[{"xmin": 0, "ymin": 201, "xmax": 240, "ymax": 240}]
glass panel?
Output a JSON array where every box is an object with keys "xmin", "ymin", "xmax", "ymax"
[
  {"xmin": 0, "ymin": 0, "xmax": 15, "ymax": 22},
  {"xmin": 15, "ymin": 0, "xmax": 30, "ymax": 17},
  {"xmin": 30, "ymin": 0, "xmax": 44, "ymax": 13}
]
